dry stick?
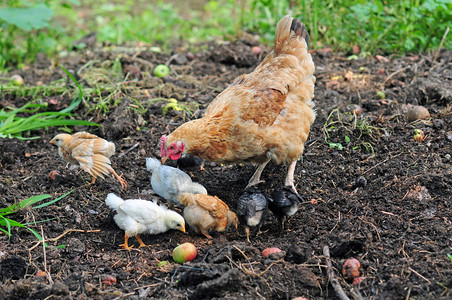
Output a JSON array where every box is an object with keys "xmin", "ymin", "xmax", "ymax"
[
  {"xmin": 323, "ymin": 245, "xmax": 350, "ymax": 300},
  {"xmin": 384, "ymin": 66, "xmax": 409, "ymax": 85},
  {"xmin": 40, "ymin": 226, "xmax": 54, "ymax": 284},
  {"xmin": 29, "ymin": 229, "xmax": 100, "ymax": 251},
  {"xmin": 118, "ymin": 142, "xmax": 140, "ymax": 158},
  {"xmin": 432, "ymin": 26, "xmax": 450, "ymax": 63}
]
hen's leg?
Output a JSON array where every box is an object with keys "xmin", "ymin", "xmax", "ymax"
[
  {"xmin": 119, "ymin": 233, "xmax": 133, "ymax": 250},
  {"xmin": 246, "ymin": 158, "xmax": 270, "ymax": 188},
  {"xmin": 109, "ymin": 168, "xmax": 128, "ymax": 190},
  {"xmin": 135, "ymin": 235, "xmax": 147, "ymax": 248},
  {"xmin": 285, "ymin": 160, "xmax": 298, "ymax": 194}
]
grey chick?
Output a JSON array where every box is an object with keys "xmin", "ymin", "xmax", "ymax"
[
  {"xmin": 146, "ymin": 157, "xmax": 207, "ymax": 206},
  {"xmin": 236, "ymin": 187, "xmax": 268, "ymax": 243},
  {"xmin": 269, "ymin": 187, "xmax": 302, "ymax": 231}
]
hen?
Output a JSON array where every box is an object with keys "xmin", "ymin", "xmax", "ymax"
[
  {"xmin": 160, "ymin": 15, "xmax": 315, "ymax": 192},
  {"xmin": 146, "ymin": 157, "xmax": 207, "ymax": 206},
  {"xmin": 236, "ymin": 187, "xmax": 269, "ymax": 243},
  {"xmin": 178, "ymin": 193, "xmax": 238, "ymax": 239},
  {"xmin": 105, "ymin": 193, "xmax": 185, "ymax": 250},
  {"xmin": 269, "ymin": 187, "xmax": 302, "ymax": 231},
  {"xmin": 50, "ymin": 132, "xmax": 127, "ymax": 190}
]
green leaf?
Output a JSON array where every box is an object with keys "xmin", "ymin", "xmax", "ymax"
[
  {"xmin": 0, "ymin": 4, "xmax": 54, "ymax": 31},
  {"xmin": 0, "ymin": 194, "xmax": 51, "ymax": 215},
  {"xmin": 33, "ymin": 191, "xmax": 72, "ymax": 209},
  {"xmin": 344, "ymin": 135, "xmax": 351, "ymax": 143}
]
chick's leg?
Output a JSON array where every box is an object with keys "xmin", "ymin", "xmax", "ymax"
[
  {"xmin": 201, "ymin": 231, "xmax": 213, "ymax": 239},
  {"xmin": 285, "ymin": 160, "xmax": 298, "ymax": 194},
  {"xmin": 119, "ymin": 233, "xmax": 133, "ymax": 251},
  {"xmin": 109, "ymin": 168, "xmax": 128, "ymax": 190},
  {"xmin": 135, "ymin": 235, "xmax": 147, "ymax": 248},
  {"xmin": 246, "ymin": 158, "xmax": 270, "ymax": 188},
  {"xmin": 245, "ymin": 226, "xmax": 251, "ymax": 243}
]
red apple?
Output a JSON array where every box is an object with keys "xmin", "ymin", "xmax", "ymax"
[
  {"xmin": 262, "ymin": 247, "xmax": 282, "ymax": 257},
  {"xmin": 172, "ymin": 243, "xmax": 197, "ymax": 263}
]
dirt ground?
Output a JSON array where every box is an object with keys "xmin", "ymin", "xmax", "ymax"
[{"xmin": 0, "ymin": 38, "xmax": 451, "ymax": 300}]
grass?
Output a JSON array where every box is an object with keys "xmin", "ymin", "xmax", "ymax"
[
  {"xmin": 0, "ymin": 65, "xmax": 99, "ymax": 140},
  {"xmin": 0, "ymin": 191, "xmax": 71, "ymax": 240},
  {"xmin": 322, "ymin": 109, "xmax": 383, "ymax": 155},
  {"xmin": 1, "ymin": 0, "xmax": 451, "ymax": 70}
]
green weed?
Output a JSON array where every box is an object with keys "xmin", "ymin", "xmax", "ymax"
[
  {"xmin": 323, "ymin": 108, "xmax": 382, "ymax": 155},
  {"xmin": 0, "ymin": 191, "xmax": 71, "ymax": 240}
]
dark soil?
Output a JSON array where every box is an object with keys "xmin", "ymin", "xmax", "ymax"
[{"xmin": 1, "ymin": 39, "xmax": 451, "ymax": 300}]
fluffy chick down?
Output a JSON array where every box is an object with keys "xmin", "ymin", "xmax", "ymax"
[
  {"xmin": 178, "ymin": 193, "xmax": 238, "ymax": 239},
  {"xmin": 106, "ymin": 193, "xmax": 185, "ymax": 250}
]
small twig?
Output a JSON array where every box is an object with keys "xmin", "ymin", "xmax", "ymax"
[
  {"xmin": 118, "ymin": 142, "xmax": 140, "ymax": 158},
  {"xmin": 133, "ymin": 283, "xmax": 160, "ymax": 290},
  {"xmin": 323, "ymin": 245, "xmax": 350, "ymax": 300},
  {"xmin": 432, "ymin": 26, "xmax": 450, "ymax": 63},
  {"xmin": 41, "ymin": 226, "xmax": 53, "ymax": 284},
  {"xmin": 233, "ymin": 245, "xmax": 255, "ymax": 274},
  {"xmin": 350, "ymin": 288, "xmax": 365, "ymax": 300},
  {"xmin": 384, "ymin": 66, "xmax": 409, "ymax": 85},
  {"xmin": 29, "ymin": 229, "xmax": 100, "ymax": 251},
  {"xmin": 408, "ymin": 267, "xmax": 431, "ymax": 283}
]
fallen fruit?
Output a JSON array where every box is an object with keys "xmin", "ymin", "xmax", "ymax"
[
  {"xmin": 251, "ymin": 46, "xmax": 262, "ymax": 55},
  {"xmin": 413, "ymin": 129, "xmax": 425, "ymax": 142},
  {"xmin": 342, "ymin": 258, "xmax": 361, "ymax": 280},
  {"xmin": 11, "ymin": 75, "xmax": 24, "ymax": 86},
  {"xmin": 102, "ymin": 275, "xmax": 117, "ymax": 286},
  {"xmin": 172, "ymin": 243, "xmax": 197, "ymax": 263},
  {"xmin": 407, "ymin": 105, "xmax": 430, "ymax": 122},
  {"xmin": 262, "ymin": 247, "xmax": 282, "ymax": 257},
  {"xmin": 153, "ymin": 64, "xmax": 170, "ymax": 77}
]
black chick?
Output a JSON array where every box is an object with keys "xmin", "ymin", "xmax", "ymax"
[
  {"xmin": 236, "ymin": 187, "xmax": 268, "ymax": 243},
  {"xmin": 177, "ymin": 153, "xmax": 205, "ymax": 171},
  {"xmin": 269, "ymin": 187, "xmax": 302, "ymax": 231}
]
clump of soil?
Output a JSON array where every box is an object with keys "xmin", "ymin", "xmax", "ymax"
[{"xmin": 0, "ymin": 40, "xmax": 451, "ymax": 299}]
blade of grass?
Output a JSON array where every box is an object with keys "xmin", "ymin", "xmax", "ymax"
[{"xmin": 33, "ymin": 191, "xmax": 72, "ymax": 209}]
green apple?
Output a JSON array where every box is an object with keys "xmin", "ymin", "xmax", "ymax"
[{"xmin": 153, "ymin": 64, "xmax": 170, "ymax": 77}]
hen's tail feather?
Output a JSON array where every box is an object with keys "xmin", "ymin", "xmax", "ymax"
[
  {"xmin": 290, "ymin": 18, "xmax": 309, "ymax": 46},
  {"xmin": 274, "ymin": 15, "xmax": 309, "ymax": 56},
  {"xmin": 106, "ymin": 193, "xmax": 124, "ymax": 210}
]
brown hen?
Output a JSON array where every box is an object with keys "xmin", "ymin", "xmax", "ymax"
[{"xmin": 160, "ymin": 15, "xmax": 315, "ymax": 192}]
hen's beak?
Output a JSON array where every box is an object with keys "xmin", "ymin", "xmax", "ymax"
[
  {"xmin": 49, "ymin": 139, "xmax": 55, "ymax": 145},
  {"xmin": 161, "ymin": 156, "xmax": 169, "ymax": 164},
  {"xmin": 180, "ymin": 224, "xmax": 186, "ymax": 233}
]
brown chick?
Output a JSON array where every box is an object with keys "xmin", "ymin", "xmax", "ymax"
[
  {"xmin": 178, "ymin": 193, "xmax": 238, "ymax": 239},
  {"xmin": 50, "ymin": 132, "xmax": 127, "ymax": 190},
  {"xmin": 160, "ymin": 15, "xmax": 315, "ymax": 193}
]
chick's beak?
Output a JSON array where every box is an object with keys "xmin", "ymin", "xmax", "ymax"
[
  {"xmin": 180, "ymin": 224, "xmax": 186, "ymax": 233},
  {"xmin": 49, "ymin": 139, "xmax": 55, "ymax": 145}
]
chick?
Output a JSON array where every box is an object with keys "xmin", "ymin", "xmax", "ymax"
[
  {"xmin": 177, "ymin": 153, "xmax": 205, "ymax": 171},
  {"xmin": 178, "ymin": 193, "xmax": 238, "ymax": 239},
  {"xmin": 236, "ymin": 187, "xmax": 269, "ymax": 243},
  {"xmin": 146, "ymin": 157, "xmax": 207, "ymax": 206},
  {"xmin": 269, "ymin": 187, "xmax": 302, "ymax": 231},
  {"xmin": 50, "ymin": 132, "xmax": 127, "ymax": 190},
  {"xmin": 105, "ymin": 193, "xmax": 185, "ymax": 250}
]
